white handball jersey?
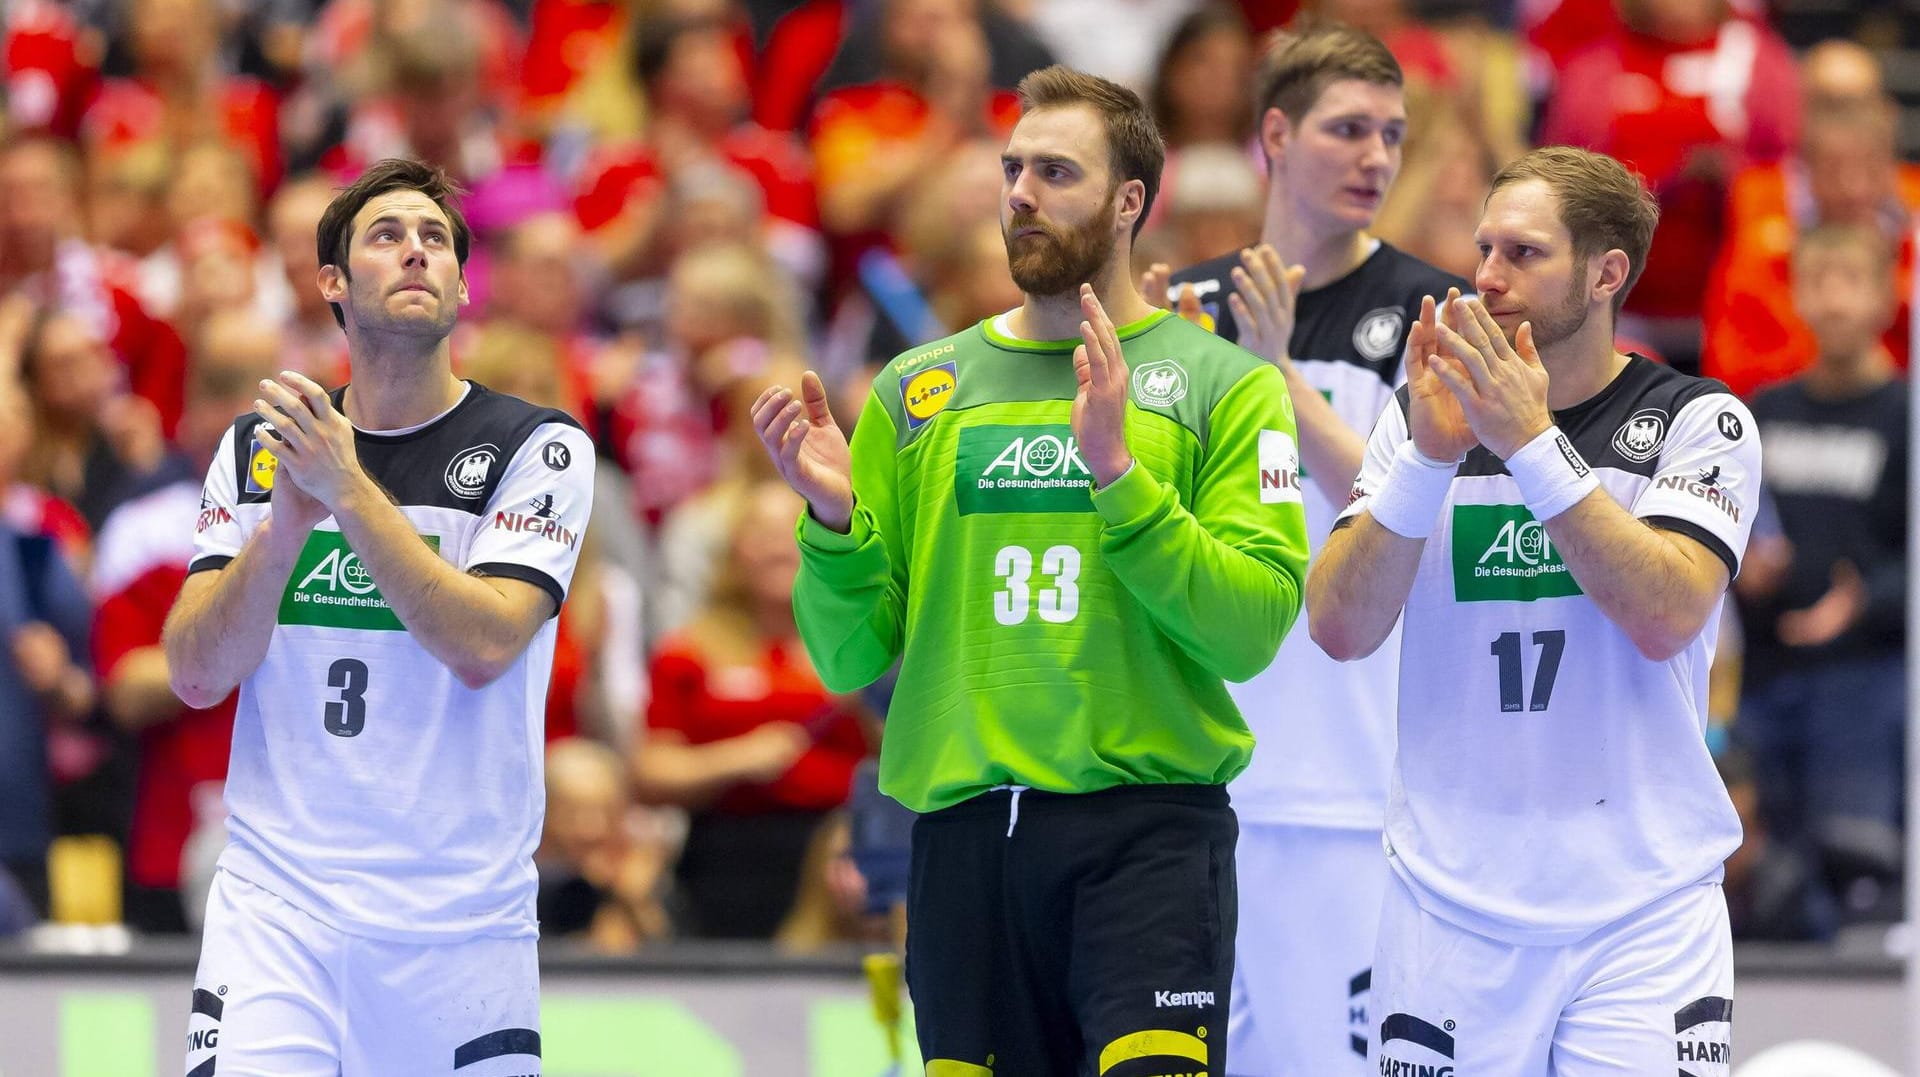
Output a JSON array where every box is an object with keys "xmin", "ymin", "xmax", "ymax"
[
  {"xmin": 1336, "ymin": 356, "xmax": 1756, "ymax": 944},
  {"xmin": 189, "ymin": 382, "xmax": 594, "ymax": 941},
  {"xmin": 1178, "ymin": 242, "xmax": 1466, "ymax": 827}
]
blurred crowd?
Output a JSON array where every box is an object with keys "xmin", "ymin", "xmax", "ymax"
[{"xmin": 0, "ymin": 0, "xmax": 1914, "ymax": 949}]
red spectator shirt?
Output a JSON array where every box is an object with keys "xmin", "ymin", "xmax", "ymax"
[
  {"xmin": 1542, "ymin": 19, "xmax": 1800, "ymax": 319},
  {"xmin": 91, "ymin": 480, "xmax": 234, "ymax": 891},
  {"xmin": 646, "ymin": 634, "xmax": 867, "ymax": 815},
  {"xmin": 574, "ymin": 125, "xmax": 820, "ymax": 235},
  {"xmin": 4, "ymin": 0, "xmax": 97, "ymax": 138},
  {"xmin": 83, "ymin": 77, "xmax": 282, "ymax": 194}
]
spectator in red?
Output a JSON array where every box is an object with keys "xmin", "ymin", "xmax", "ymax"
[
  {"xmin": 1541, "ymin": 0, "xmax": 1800, "ymax": 369},
  {"xmin": 518, "ymin": 0, "xmax": 647, "ymax": 149},
  {"xmin": 574, "ymin": 15, "xmax": 822, "ymax": 297},
  {"xmin": 806, "ymin": 0, "xmax": 1025, "ymax": 272},
  {"xmin": 92, "ymin": 340, "xmax": 264, "ymax": 933},
  {"xmin": 758, "ymin": 0, "xmax": 1051, "ymax": 135},
  {"xmin": 312, "ymin": 0, "xmax": 525, "ymax": 112},
  {"xmin": 82, "ymin": 0, "xmax": 280, "ymax": 195},
  {"xmin": 5, "ymin": 0, "xmax": 103, "ymax": 139},
  {"xmin": 0, "ymin": 135, "xmax": 189, "ymax": 437},
  {"xmin": 1704, "ymin": 97, "xmax": 1917, "ymax": 399},
  {"xmin": 635, "ymin": 479, "xmax": 870, "ymax": 939}
]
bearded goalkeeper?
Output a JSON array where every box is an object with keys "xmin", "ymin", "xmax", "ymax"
[{"xmin": 751, "ymin": 66, "xmax": 1309, "ymax": 1077}]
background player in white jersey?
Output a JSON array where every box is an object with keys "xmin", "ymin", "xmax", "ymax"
[
  {"xmin": 163, "ymin": 159, "xmax": 594, "ymax": 1076},
  {"xmin": 1154, "ymin": 28, "xmax": 1468, "ymax": 1075},
  {"xmin": 1308, "ymin": 146, "xmax": 1757, "ymax": 1075}
]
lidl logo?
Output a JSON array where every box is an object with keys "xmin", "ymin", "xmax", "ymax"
[
  {"xmin": 901, "ymin": 361, "xmax": 958, "ymax": 429},
  {"xmin": 279, "ymin": 531, "xmax": 440, "ymax": 630},
  {"xmin": 1451, "ymin": 504, "xmax": 1582, "ymax": 603},
  {"xmin": 954, "ymin": 424, "xmax": 1092, "ymax": 515},
  {"xmin": 246, "ymin": 433, "xmax": 278, "ymax": 493}
]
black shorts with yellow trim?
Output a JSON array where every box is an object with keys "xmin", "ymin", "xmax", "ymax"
[{"xmin": 905, "ymin": 782, "xmax": 1236, "ymax": 1077}]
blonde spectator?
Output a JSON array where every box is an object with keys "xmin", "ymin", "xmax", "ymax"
[{"xmin": 537, "ymin": 737, "xmax": 673, "ymax": 953}]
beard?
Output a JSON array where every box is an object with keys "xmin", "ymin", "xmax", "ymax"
[
  {"xmin": 1003, "ymin": 197, "xmax": 1119, "ymax": 298},
  {"xmin": 1511, "ymin": 270, "xmax": 1591, "ymax": 349}
]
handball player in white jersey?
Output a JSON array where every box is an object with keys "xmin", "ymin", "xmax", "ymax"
[
  {"xmin": 164, "ymin": 159, "xmax": 594, "ymax": 1076},
  {"xmin": 1308, "ymin": 146, "xmax": 1755, "ymax": 1075},
  {"xmin": 1154, "ymin": 26, "xmax": 1467, "ymax": 1075}
]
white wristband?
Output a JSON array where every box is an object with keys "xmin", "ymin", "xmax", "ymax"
[
  {"xmin": 1367, "ymin": 440, "xmax": 1459, "ymax": 539},
  {"xmin": 1506, "ymin": 426, "xmax": 1599, "ymax": 521}
]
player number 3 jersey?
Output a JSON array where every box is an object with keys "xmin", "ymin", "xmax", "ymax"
[
  {"xmin": 1336, "ymin": 356, "xmax": 1758, "ymax": 944},
  {"xmin": 189, "ymin": 383, "xmax": 595, "ymax": 941}
]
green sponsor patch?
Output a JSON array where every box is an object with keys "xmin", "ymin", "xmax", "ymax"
[
  {"xmin": 278, "ymin": 531, "xmax": 440, "ymax": 630},
  {"xmin": 1451, "ymin": 504, "xmax": 1582, "ymax": 603},
  {"xmin": 954, "ymin": 424, "xmax": 1093, "ymax": 515}
]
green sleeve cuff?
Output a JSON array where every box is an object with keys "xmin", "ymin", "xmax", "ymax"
[
  {"xmin": 796, "ymin": 502, "xmax": 871, "ymax": 551},
  {"xmin": 1091, "ymin": 461, "xmax": 1162, "ymax": 528}
]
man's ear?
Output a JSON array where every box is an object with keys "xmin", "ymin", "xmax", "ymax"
[
  {"xmin": 1115, "ymin": 178, "xmax": 1147, "ymax": 235},
  {"xmin": 318, "ymin": 264, "xmax": 347, "ymax": 305},
  {"xmin": 1591, "ymin": 248, "xmax": 1631, "ymax": 307},
  {"xmin": 1259, "ymin": 106, "xmax": 1290, "ymax": 170}
]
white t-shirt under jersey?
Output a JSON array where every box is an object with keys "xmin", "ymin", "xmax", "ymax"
[
  {"xmin": 1336, "ymin": 356, "xmax": 1757, "ymax": 944},
  {"xmin": 189, "ymin": 382, "xmax": 595, "ymax": 941}
]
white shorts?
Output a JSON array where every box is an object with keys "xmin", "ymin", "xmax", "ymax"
[
  {"xmin": 1227, "ymin": 823, "xmax": 1387, "ymax": 1077},
  {"xmin": 1371, "ymin": 870, "xmax": 1733, "ymax": 1077},
  {"xmin": 188, "ymin": 870, "xmax": 541, "ymax": 1076}
]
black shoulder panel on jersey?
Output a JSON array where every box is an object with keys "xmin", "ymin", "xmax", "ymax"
[
  {"xmin": 1549, "ymin": 355, "xmax": 1738, "ymax": 478},
  {"xmin": 233, "ymin": 382, "xmax": 584, "ymax": 514},
  {"xmin": 352, "ymin": 383, "xmax": 584, "ymax": 514}
]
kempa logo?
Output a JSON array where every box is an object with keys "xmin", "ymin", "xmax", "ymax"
[
  {"xmin": 1610, "ymin": 407, "xmax": 1668, "ymax": 463},
  {"xmin": 279, "ymin": 531, "xmax": 439, "ymax": 630},
  {"xmin": 1132, "ymin": 359, "xmax": 1189, "ymax": 408},
  {"xmin": 955, "ymin": 425, "xmax": 1092, "ymax": 515},
  {"xmin": 1451, "ymin": 504, "xmax": 1583, "ymax": 603},
  {"xmin": 1154, "ymin": 990, "xmax": 1214, "ymax": 1008}
]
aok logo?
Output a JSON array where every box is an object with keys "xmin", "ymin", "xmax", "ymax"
[
  {"xmin": 1451, "ymin": 504, "xmax": 1583, "ymax": 603},
  {"xmin": 299, "ymin": 547, "xmax": 378, "ymax": 595},
  {"xmin": 983, "ymin": 433, "xmax": 1089, "ymax": 480},
  {"xmin": 1480, "ymin": 517, "xmax": 1552, "ymax": 568},
  {"xmin": 956, "ymin": 425, "xmax": 1095, "ymax": 515},
  {"xmin": 279, "ymin": 532, "xmax": 436, "ymax": 631}
]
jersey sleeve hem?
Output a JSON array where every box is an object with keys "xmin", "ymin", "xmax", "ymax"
[
  {"xmin": 188, "ymin": 555, "xmax": 234, "ymax": 574},
  {"xmin": 797, "ymin": 503, "xmax": 872, "ymax": 551},
  {"xmin": 1090, "ymin": 461, "xmax": 1160, "ymax": 527},
  {"xmin": 1644, "ymin": 516, "xmax": 1738, "ymax": 578},
  {"xmin": 470, "ymin": 561, "xmax": 565, "ymax": 616}
]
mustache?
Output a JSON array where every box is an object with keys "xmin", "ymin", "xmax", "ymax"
[{"xmin": 1006, "ymin": 214, "xmax": 1058, "ymax": 240}]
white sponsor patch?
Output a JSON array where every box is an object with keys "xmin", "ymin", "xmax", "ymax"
[{"xmin": 1258, "ymin": 429, "xmax": 1303, "ymax": 504}]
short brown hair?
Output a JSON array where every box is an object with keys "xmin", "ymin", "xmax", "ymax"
[
  {"xmin": 1016, "ymin": 65, "xmax": 1166, "ymax": 239},
  {"xmin": 1489, "ymin": 146, "xmax": 1659, "ymax": 316},
  {"xmin": 1256, "ymin": 23, "xmax": 1402, "ymax": 124},
  {"xmin": 1794, "ymin": 220, "xmax": 1896, "ymax": 279},
  {"xmin": 314, "ymin": 158, "xmax": 472, "ymax": 329}
]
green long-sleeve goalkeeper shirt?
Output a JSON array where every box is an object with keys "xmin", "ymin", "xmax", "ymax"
[{"xmin": 794, "ymin": 310, "xmax": 1310, "ymax": 813}]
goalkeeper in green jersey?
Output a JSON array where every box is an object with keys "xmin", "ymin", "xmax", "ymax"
[{"xmin": 751, "ymin": 65, "xmax": 1309, "ymax": 1077}]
